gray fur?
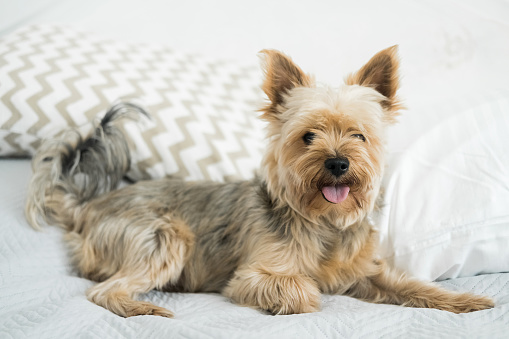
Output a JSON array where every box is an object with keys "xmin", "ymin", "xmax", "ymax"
[{"xmin": 25, "ymin": 102, "xmax": 148, "ymax": 228}]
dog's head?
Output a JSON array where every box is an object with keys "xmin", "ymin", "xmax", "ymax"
[{"xmin": 259, "ymin": 46, "xmax": 402, "ymax": 228}]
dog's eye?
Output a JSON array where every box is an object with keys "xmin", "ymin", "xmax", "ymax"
[
  {"xmin": 302, "ymin": 132, "xmax": 316, "ymax": 145},
  {"xmin": 352, "ymin": 134, "xmax": 366, "ymax": 142}
]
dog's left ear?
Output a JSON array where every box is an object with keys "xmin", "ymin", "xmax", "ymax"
[
  {"xmin": 346, "ymin": 45, "xmax": 402, "ymax": 122},
  {"xmin": 259, "ymin": 50, "xmax": 313, "ymax": 119}
]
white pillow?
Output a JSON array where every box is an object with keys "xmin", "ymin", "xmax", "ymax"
[{"xmin": 376, "ymin": 89, "xmax": 509, "ymax": 281}]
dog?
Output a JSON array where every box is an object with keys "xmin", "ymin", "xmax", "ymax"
[{"xmin": 25, "ymin": 46, "xmax": 494, "ymax": 317}]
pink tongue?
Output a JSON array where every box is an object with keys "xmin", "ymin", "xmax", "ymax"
[{"xmin": 321, "ymin": 185, "xmax": 350, "ymax": 204}]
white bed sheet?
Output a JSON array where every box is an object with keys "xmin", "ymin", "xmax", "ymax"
[{"xmin": 1, "ymin": 159, "xmax": 508, "ymax": 338}]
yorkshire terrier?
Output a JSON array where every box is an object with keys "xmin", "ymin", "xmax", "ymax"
[{"xmin": 26, "ymin": 46, "xmax": 494, "ymax": 317}]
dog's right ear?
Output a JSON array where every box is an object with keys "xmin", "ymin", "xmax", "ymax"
[{"xmin": 259, "ymin": 50, "xmax": 313, "ymax": 119}]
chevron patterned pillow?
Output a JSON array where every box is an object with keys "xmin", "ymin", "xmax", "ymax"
[{"xmin": 0, "ymin": 24, "xmax": 265, "ymax": 182}]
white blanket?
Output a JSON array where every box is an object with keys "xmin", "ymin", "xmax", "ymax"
[{"xmin": 0, "ymin": 159, "xmax": 508, "ymax": 338}]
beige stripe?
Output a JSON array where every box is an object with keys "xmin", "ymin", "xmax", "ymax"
[
  {"xmin": 83, "ymin": 43, "xmax": 142, "ymax": 122},
  {"xmin": 54, "ymin": 32, "xmax": 114, "ymax": 125},
  {"xmin": 122, "ymin": 46, "xmax": 179, "ymax": 178},
  {"xmin": 26, "ymin": 26, "xmax": 62, "ymax": 135},
  {"xmin": 0, "ymin": 26, "xmax": 40, "ymax": 131},
  {"xmin": 196, "ymin": 112, "xmax": 228, "ymax": 181},
  {"xmin": 2, "ymin": 132, "xmax": 31, "ymax": 156}
]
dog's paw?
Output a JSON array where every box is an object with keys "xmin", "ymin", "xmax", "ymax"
[
  {"xmin": 423, "ymin": 292, "xmax": 495, "ymax": 314},
  {"xmin": 124, "ymin": 301, "xmax": 175, "ymax": 318},
  {"xmin": 263, "ymin": 285, "xmax": 321, "ymax": 315},
  {"xmin": 225, "ymin": 267, "xmax": 321, "ymax": 315},
  {"xmin": 444, "ymin": 293, "xmax": 494, "ymax": 314}
]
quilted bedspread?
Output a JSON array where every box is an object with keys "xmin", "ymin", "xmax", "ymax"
[{"xmin": 1, "ymin": 159, "xmax": 508, "ymax": 338}]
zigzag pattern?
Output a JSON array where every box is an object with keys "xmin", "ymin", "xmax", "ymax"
[{"xmin": 0, "ymin": 24, "xmax": 266, "ymax": 182}]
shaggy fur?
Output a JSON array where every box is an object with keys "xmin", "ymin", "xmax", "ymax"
[{"xmin": 26, "ymin": 46, "xmax": 494, "ymax": 317}]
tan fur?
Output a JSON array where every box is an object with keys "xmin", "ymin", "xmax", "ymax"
[{"xmin": 26, "ymin": 47, "xmax": 494, "ymax": 317}]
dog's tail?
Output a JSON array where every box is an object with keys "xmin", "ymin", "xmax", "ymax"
[{"xmin": 25, "ymin": 102, "xmax": 148, "ymax": 230}]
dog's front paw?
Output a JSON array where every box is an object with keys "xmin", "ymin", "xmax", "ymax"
[{"xmin": 224, "ymin": 266, "xmax": 321, "ymax": 315}]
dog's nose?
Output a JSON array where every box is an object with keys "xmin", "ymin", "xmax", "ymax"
[{"xmin": 324, "ymin": 157, "xmax": 349, "ymax": 177}]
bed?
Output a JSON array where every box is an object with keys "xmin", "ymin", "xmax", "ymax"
[{"xmin": 1, "ymin": 1, "xmax": 509, "ymax": 338}]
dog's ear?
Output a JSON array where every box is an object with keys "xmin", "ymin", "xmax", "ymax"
[
  {"xmin": 259, "ymin": 50, "xmax": 313, "ymax": 117},
  {"xmin": 346, "ymin": 45, "xmax": 402, "ymax": 121}
]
